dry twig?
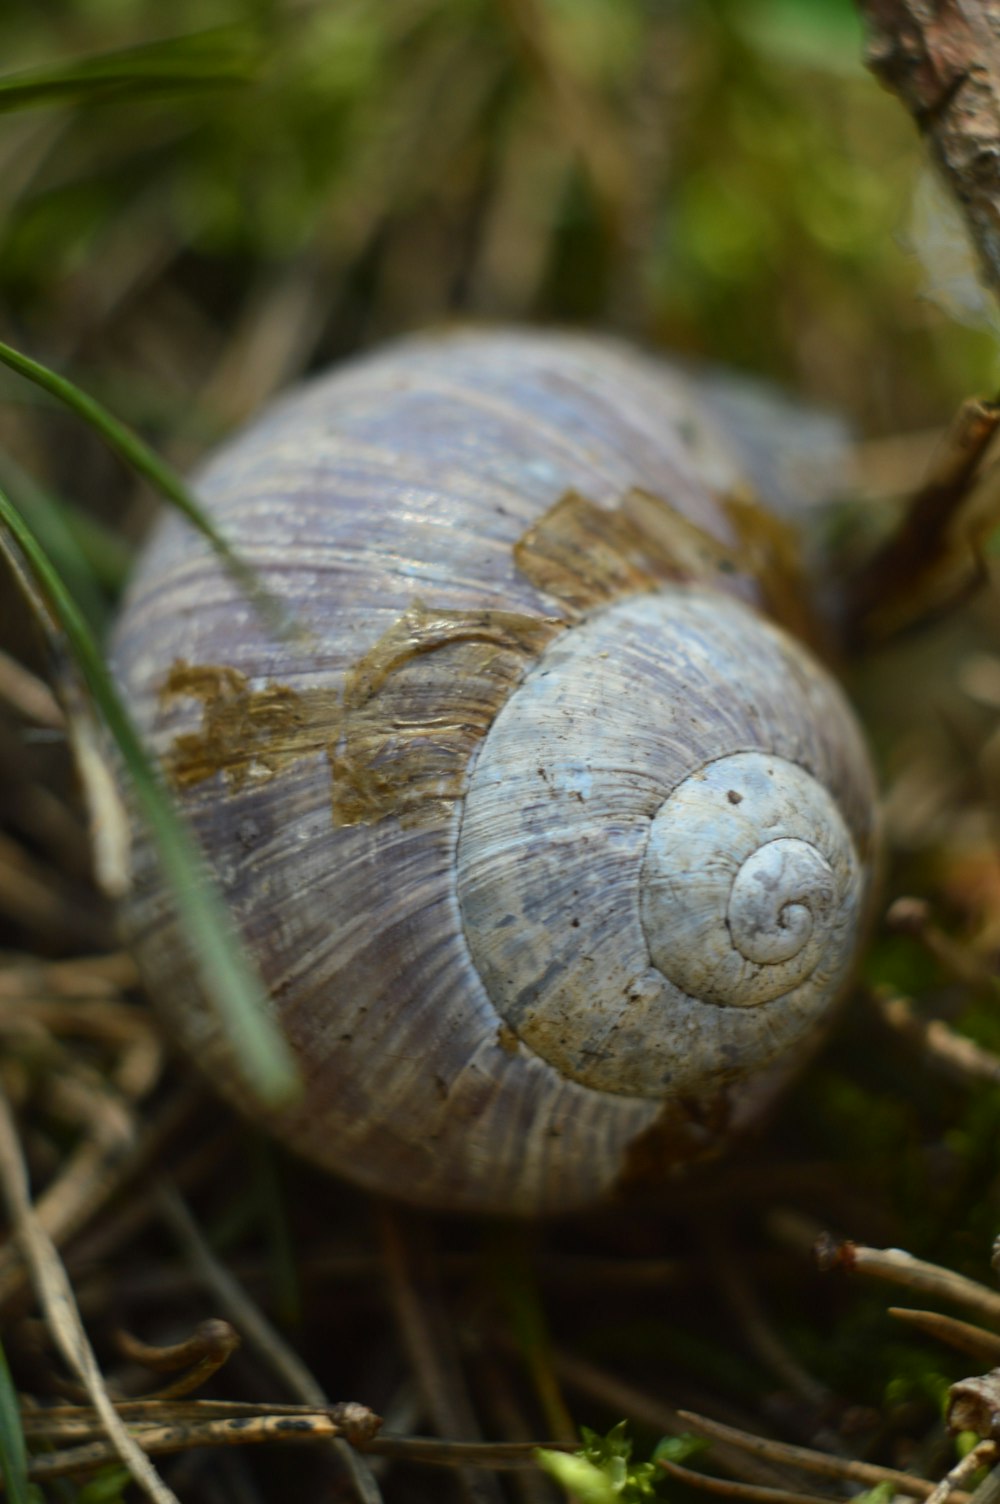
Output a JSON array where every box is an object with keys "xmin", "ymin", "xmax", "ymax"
[
  {"xmin": 0, "ymin": 1075, "xmax": 178, "ymax": 1503},
  {"xmin": 847, "ymin": 397, "xmax": 1000, "ymax": 637},
  {"xmin": 0, "ymin": 999, "xmax": 161, "ymax": 1311},
  {"xmin": 550, "ymin": 1352, "xmax": 801, "ymax": 1491},
  {"xmin": 702, "ymin": 1225, "xmax": 830, "ymax": 1408},
  {"xmin": 875, "ymin": 992, "xmax": 1000, "ymax": 1089},
  {"xmin": 11, "ymin": 1402, "xmax": 382, "ymax": 1486},
  {"xmin": 380, "ymin": 1205, "xmax": 505, "ymax": 1504},
  {"xmin": 890, "ymin": 1308, "xmax": 1000, "ymax": 1364},
  {"xmin": 815, "ymin": 1237, "xmax": 1000, "ymax": 1327},
  {"xmin": 885, "ymin": 896, "xmax": 1000, "ymax": 991},
  {"xmin": 675, "ymin": 1409, "xmax": 971, "ymax": 1503},
  {"xmin": 156, "ymin": 1182, "xmax": 384, "ymax": 1504},
  {"xmin": 923, "ymin": 1441, "xmax": 998, "ymax": 1504},
  {"xmin": 116, "ymin": 1319, "xmax": 242, "ymax": 1401},
  {"xmin": 657, "ymin": 1459, "xmax": 838, "ymax": 1504},
  {"xmin": 10, "ymin": 1391, "xmax": 573, "ymax": 1490},
  {"xmin": 0, "ymin": 647, "xmax": 64, "ymax": 726}
]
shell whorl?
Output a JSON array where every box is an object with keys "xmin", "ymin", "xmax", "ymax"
[
  {"xmin": 642, "ymin": 752, "xmax": 861, "ymax": 1010},
  {"xmin": 114, "ymin": 328, "xmax": 879, "ymax": 1214},
  {"xmin": 457, "ymin": 587, "xmax": 869, "ymax": 1101}
]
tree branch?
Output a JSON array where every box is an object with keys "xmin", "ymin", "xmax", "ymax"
[{"xmin": 858, "ymin": 1, "xmax": 1000, "ymax": 303}]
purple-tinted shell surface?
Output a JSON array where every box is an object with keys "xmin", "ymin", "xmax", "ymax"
[{"xmin": 113, "ymin": 329, "xmax": 879, "ymax": 1214}]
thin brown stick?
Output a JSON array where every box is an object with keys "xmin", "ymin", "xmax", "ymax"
[
  {"xmin": 15, "ymin": 1427, "xmax": 569, "ymax": 1487},
  {"xmin": 847, "ymin": 397, "xmax": 1000, "ymax": 635},
  {"xmin": 0, "ymin": 647, "xmax": 64, "ymax": 726},
  {"xmin": 21, "ymin": 1398, "xmax": 373, "ymax": 1428},
  {"xmin": 815, "ymin": 1237, "xmax": 1000, "ymax": 1327},
  {"xmin": 885, "ymin": 897, "xmax": 999, "ymax": 990},
  {"xmin": 478, "ymin": 1360, "xmax": 556, "ymax": 1504},
  {"xmin": 379, "ymin": 1204, "xmax": 504, "ymax": 1504},
  {"xmin": 0, "ymin": 1028, "xmax": 157, "ymax": 1311},
  {"xmin": 67, "ymin": 1247, "xmax": 701, "ymax": 1310},
  {"xmin": 658, "ymin": 1459, "xmax": 837, "ymax": 1504},
  {"xmin": 675, "ymin": 1410, "xmax": 968, "ymax": 1503},
  {"xmin": 924, "ymin": 1441, "xmax": 998, "ymax": 1504},
  {"xmin": 13, "ymin": 1396, "xmax": 568, "ymax": 1481},
  {"xmin": 116, "ymin": 1319, "xmax": 241, "ymax": 1400},
  {"xmin": 366, "ymin": 1438, "xmax": 573, "ymax": 1468},
  {"xmin": 51, "ymin": 1086, "xmax": 210, "ymax": 1280},
  {"xmin": 876, "ymin": 992, "xmax": 1000, "ymax": 1088},
  {"xmin": 489, "ymin": 1227, "xmax": 576, "ymax": 1444},
  {"xmin": 154, "ymin": 1185, "xmax": 331, "ymax": 1407},
  {"xmin": 117, "ymin": 1319, "xmax": 240, "ymax": 1375},
  {"xmin": 890, "ymin": 1307, "xmax": 1000, "ymax": 1362},
  {"xmin": 550, "ymin": 1351, "xmax": 798, "ymax": 1491},
  {"xmin": 155, "ymin": 1182, "xmax": 384, "ymax": 1504},
  {"xmin": 702, "ymin": 1226, "xmax": 829, "ymax": 1407},
  {"xmin": 0, "ymin": 952, "xmax": 138, "ymax": 996},
  {"xmin": 0, "ymin": 832, "xmax": 106, "ymax": 945},
  {"xmin": 19, "ymin": 1412, "xmax": 358, "ymax": 1485},
  {"xmin": 0, "ymin": 995, "xmax": 151, "ymax": 1040}
]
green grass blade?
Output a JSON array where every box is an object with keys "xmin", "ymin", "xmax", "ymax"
[
  {"xmin": 0, "ymin": 1337, "xmax": 31, "ymax": 1504},
  {"xmin": 0, "ymin": 482, "xmax": 300, "ymax": 1108},
  {"xmin": 0, "ymin": 339, "xmax": 290, "ymax": 637},
  {"xmin": 0, "ymin": 28, "xmax": 259, "ymax": 114}
]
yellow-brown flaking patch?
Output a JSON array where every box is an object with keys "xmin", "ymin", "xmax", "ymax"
[
  {"xmin": 163, "ymin": 488, "xmax": 818, "ymax": 822},
  {"xmin": 330, "ymin": 604, "xmax": 563, "ymax": 827},
  {"xmin": 514, "ymin": 488, "xmax": 743, "ymax": 618},
  {"xmin": 162, "ymin": 605, "xmax": 563, "ymax": 826},
  {"xmin": 514, "ymin": 486, "xmax": 828, "ymax": 655},
  {"xmin": 162, "ymin": 661, "xmax": 338, "ymax": 791}
]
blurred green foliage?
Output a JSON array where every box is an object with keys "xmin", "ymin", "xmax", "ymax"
[{"xmin": 0, "ymin": 0, "xmax": 996, "ymax": 459}]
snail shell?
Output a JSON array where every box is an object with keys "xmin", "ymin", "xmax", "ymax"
[{"xmin": 113, "ymin": 329, "xmax": 879, "ymax": 1215}]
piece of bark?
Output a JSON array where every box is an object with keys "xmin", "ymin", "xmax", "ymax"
[
  {"xmin": 949, "ymin": 1370, "xmax": 1000, "ymax": 1439},
  {"xmin": 858, "ymin": 1, "xmax": 1000, "ymax": 304}
]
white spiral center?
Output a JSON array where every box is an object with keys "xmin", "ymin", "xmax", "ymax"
[
  {"xmin": 728, "ymin": 838, "xmax": 833, "ymax": 964},
  {"xmin": 640, "ymin": 752, "xmax": 861, "ymax": 1009}
]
